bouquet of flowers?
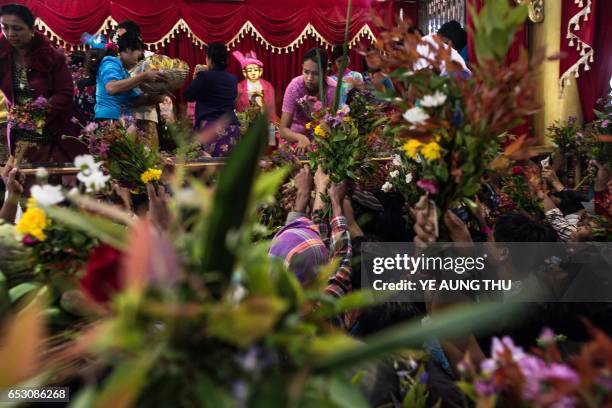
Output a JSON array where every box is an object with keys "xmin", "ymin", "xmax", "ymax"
[
  {"xmin": 15, "ymin": 158, "xmax": 108, "ymax": 280},
  {"xmin": 381, "ymin": 153, "xmax": 421, "ymax": 206},
  {"xmin": 499, "ymin": 170, "xmax": 545, "ymax": 219},
  {"xmin": 236, "ymin": 100, "xmax": 263, "ymax": 135},
  {"xmin": 458, "ymin": 328, "xmax": 612, "ymax": 407},
  {"xmin": 7, "ymin": 96, "xmax": 48, "ymax": 136},
  {"xmin": 583, "ymin": 94, "xmax": 612, "ymax": 163},
  {"xmin": 547, "ymin": 116, "xmax": 583, "ymax": 154},
  {"xmin": 80, "ymin": 117, "xmax": 162, "ymax": 193},
  {"xmin": 369, "ymin": 0, "xmax": 538, "ymax": 222},
  {"xmin": 347, "ymin": 88, "xmax": 390, "ymax": 137},
  {"xmin": 299, "ymin": 95, "xmax": 374, "ymax": 183}
]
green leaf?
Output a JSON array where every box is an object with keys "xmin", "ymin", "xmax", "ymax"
[
  {"xmin": 69, "ymin": 386, "xmax": 97, "ymax": 408},
  {"xmin": 45, "ymin": 207, "xmax": 127, "ymax": 250},
  {"xmin": 9, "ymin": 282, "xmax": 41, "ymax": 304},
  {"xmin": 94, "ymin": 353, "xmax": 156, "ymax": 408},
  {"xmin": 403, "ymin": 382, "xmax": 429, "ymax": 408},
  {"xmin": 0, "ymin": 272, "xmax": 9, "ymax": 319},
  {"xmin": 208, "ymin": 296, "xmax": 287, "ymax": 348},
  {"xmin": 251, "ymin": 166, "xmax": 291, "ymax": 207},
  {"xmin": 328, "ymin": 375, "xmax": 369, "ymax": 408},
  {"xmin": 200, "ymin": 115, "xmax": 268, "ymax": 295},
  {"xmin": 313, "ymin": 302, "xmax": 523, "ymax": 371},
  {"xmin": 249, "ymin": 375, "xmax": 289, "ymax": 408},
  {"xmin": 193, "ymin": 373, "xmax": 234, "ymax": 408},
  {"xmin": 310, "ymin": 290, "xmax": 381, "ymax": 320}
]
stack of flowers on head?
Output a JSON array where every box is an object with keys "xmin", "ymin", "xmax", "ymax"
[
  {"xmin": 298, "ymin": 96, "xmax": 373, "ymax": 183},
  {"xmin": 7, "ymin": 96, "xmax": 48, "ymax": 135},
  {"xmin": 368, "ymin": 0, "xmax": 540, "ymax": 219},
  {"xmin": 79, "ymin": 116, "xmax": 162, "ymax": 193}
]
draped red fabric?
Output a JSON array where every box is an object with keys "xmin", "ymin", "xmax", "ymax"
[
  {"xmin": 0, "ymin": 0, "xmax": 394, "ymax": 47},
  {"xmin": 0, "ymin": 0, "xmax": 393, "ymax": 113},
  {"xmin": 560, "ymin": 0, "xmax": 611, "ymax": 122}
]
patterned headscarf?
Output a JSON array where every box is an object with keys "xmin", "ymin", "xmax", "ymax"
[{"xmin": 269, "ymin": 216, "xmax": 329, "ymax": 283}]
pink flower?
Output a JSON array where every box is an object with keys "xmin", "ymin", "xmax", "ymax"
[
  {"xmin": 313, "ymin": 101, "xmax": 323, "ymax": 112},
  {"xmin": 84, "ymin": 122, "xmax": 98, "ymax": 133},
  {"xmin": 32, "ymin": 96, "xmax": 48, "ymax": 109},
  {"xmin": 416, "ymin": 179, "xmax": 439, "ymax": 195},
  {"xmin": 538, "ymin": 327, "xmax": 556, "ymax": 345},
  {"xmin": 98, "ymin": 142, "xmax": 109, "ymax": 159},
  {"xmin": 22, "ymin": 235, "xmax": 39, "ymax": 246}
]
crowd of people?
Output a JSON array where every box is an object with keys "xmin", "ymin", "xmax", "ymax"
[{"xmin": 1, "ymin": 2, "xmax": 612, "ymax": 406}]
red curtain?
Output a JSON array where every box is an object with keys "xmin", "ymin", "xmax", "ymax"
[
  {"xmin": 0, "ymin": 0, "xmax": 394, "ymax": 111},
  {"xmin": 0, "ymin": 0, "xmax": 394, "ymax": 47},
  {"xmin": 560, "ymin": 0, "xmax": 611, "ymax": 122}
]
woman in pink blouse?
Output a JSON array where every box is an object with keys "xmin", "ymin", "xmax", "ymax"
[{"xmin": 279, "ymin": 48, "xmax": 336, "ymax": 155}]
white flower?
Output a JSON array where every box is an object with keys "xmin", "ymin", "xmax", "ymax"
[
  {"xmin": 420, "ymin": 91, "xmax": 447, "ymax": 108},
  {"xmin": 30, "ymin": 184, "xmax": 64, "ymax": 206},
  {"xmin": 35, "ymin": 167, "xmax": 48, "ymax": 179},
  {"xmin": 67, "ymin": 187, "xmax": 79, "ymax": 197},
  {"xmin": 405, "ymin": 173, "xmax": 413, "ymax": 184},
  {"xmin": 392, "ymin": 154, "xmax": 403, "ymax": 167},
  {"xmin": 381, "ymin": 182, "xmax": 393, "ymax": 193},
  {"xmin": 74, "ymin": 154, "xmax": 101, "ymax": 175},
  {"xmin": 389, "ymin": 170, "xmax": 400, "ymax": 178},
  {"xmin": 402, "ymin": 107, "xmax": 430, "ymax": 125},
  {"xmin": 78, "ymin": 171, "xmax": 110, "ymax": 193}
]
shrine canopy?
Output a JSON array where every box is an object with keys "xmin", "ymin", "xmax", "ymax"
[{"xmin": 0, "ymin": 0, "xmax": 395, "ymax": 52}]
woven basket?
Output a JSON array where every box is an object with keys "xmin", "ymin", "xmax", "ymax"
[{"xmin": 140, "ymin": 68, "xmax": 189, "ymax": 95}]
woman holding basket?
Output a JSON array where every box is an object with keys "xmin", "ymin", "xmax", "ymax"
[{"xmin": 90, "ymin": 31, "xmax": 165, "ymax": 122}]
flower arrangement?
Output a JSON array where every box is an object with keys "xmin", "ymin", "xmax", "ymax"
[
  {"xmin": 13, "ymin": 156, "xmax": 107, "ymax": 282},
  {"xmin": 7, "ymin": 96, "xmax": 48, "ymax": 135},
  {"xmin": 236, "ymin": 100, "xmax": 263, "ymax": 135},
  {"xmin": 458, "ymin": 327, "xmax": 612, "ymax": 406},
  {"xmin": 80, "ymin": 117, "xmax": 162, "ymax": 193},
  {"xmin": 382, "ymin": 153, "xmax": 421, "ymax": 206},
  {"xmin": 583, "ymin": 94, "xmax": 612, "ymax": 163},
  {"xmin": 299, "ymin": 95, "xmax": 374, "ymax": 183},
  {"xmin": 499, "ymin": 172, "xmax": 545, "ymax": 219},
  {"xmin": 347, "ymin": 88, "xmax": 390, "ymax": 137},
  {"xmin": 547, "ymin": 116, "xmax": 582, "ymax": 154},
  {"xmin": 368, "ymin": 0, "xmax": 538, "ymax": 222}
]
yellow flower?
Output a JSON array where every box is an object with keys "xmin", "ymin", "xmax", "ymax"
[
  {"xmin": 402, "ymin": 139, "xmax": 423, "ymax": 159},
  {"xmin": 421, "ymin": 142, "xmax": 442, "ymax": 161},
  {"xmin": 314, "ymin": 124, "xmax": 327, "ymax": 138},
  {"xmin": 140, "ymin": 168, "xmax": 162, "ymax": 184},
  {"xmin": 16, "ymin": 201, "xmax": 50, "ymax": 241},
  {"xmin": 305, "ymin": 122, "xmax": 312, "ymax": 130}
]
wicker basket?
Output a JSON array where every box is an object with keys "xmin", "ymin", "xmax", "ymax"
[
  {"xmin": 139, "ymin": 68, "xmax": 189, "ymax": 95},
  {"xmin": 133, "ymin": 55, "xmax": 189, "ymax": 95}
]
